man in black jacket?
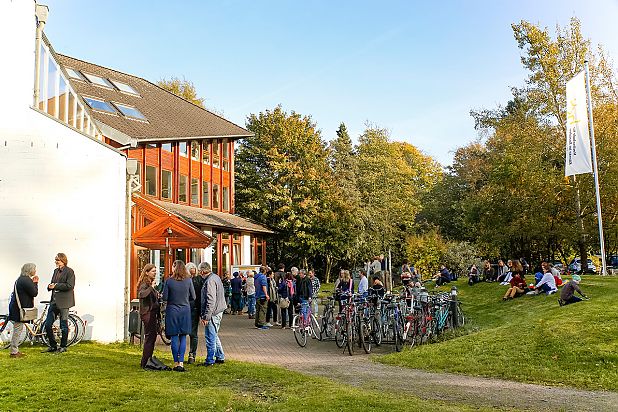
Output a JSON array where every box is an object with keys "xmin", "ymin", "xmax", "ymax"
[{"xmin": 43, "ymin": 253, "xmax": 75, "ymax": 353}]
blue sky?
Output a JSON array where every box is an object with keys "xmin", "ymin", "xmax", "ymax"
[{"xmin": 42, "ymin": 0, "xmax": 618, "ymax": 166}]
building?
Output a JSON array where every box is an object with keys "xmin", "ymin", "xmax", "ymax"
[{"xmin": 0, "ymin": 1, "xmax": 271, "ymax": 342}]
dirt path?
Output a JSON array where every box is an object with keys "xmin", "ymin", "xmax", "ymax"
[{"xmin": 195, "ymin": 313, "xmax": 618, "ymax": 411}]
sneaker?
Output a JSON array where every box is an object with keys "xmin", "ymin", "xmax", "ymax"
[
  {"xmin": 173, "ymin": 365, "xmax": 186, "ymax": 372},
  {"xmin": 215, "ymin": 359, "xmax": 225, "ymax": 364},
  {"xmin": 275, "ymin": 321, "xmax": 281, "ymax": 326},
  {"xmin": 187, "ymin": 355, "xmax": 195, "ymax": 365},
  {"xmin": 558, "ymin": 298, "xmax": 564, "ymax": 306},
  {"xmin": 42, "ymin": 347, "xmax": 57, "ymax": 353},
  {"xmin": 56, "ymin": 347, "xmax": 67, "ymax": 354},
  {"xmin": 264, "ymin": 322, "xmax": 273, "ymax": 327},
  {"xmin": 10, "ymin": 352, "xmax": 25, "ymax": 358}
]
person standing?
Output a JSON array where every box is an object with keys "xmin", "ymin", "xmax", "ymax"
[
  {"xmin": 265, "ymin": 269, "xmax": 279, "ymax": 326},
  {"xmin": 245, "ymin": 271, "xmax": 256, "ymax": 318},
  {"xmin": 358, "ymin": 270, "xmax": 369, "ymax": 296},
  {"xmin": 8, "ymin": 263, "xmax": 38, "ymax": 358},
  {"xmin": 187, "ymin": 262, "xmax": 204, "ymax": 365},
  {"xmin": 162, "ymin": 260, "xmax": 195, "ymax": 372},
  {"xmin": 222, "ymin": 272, "xmax": 232, "ymax": 314},
  {"xmin": 137, "ymin": 264, "xmax": 159, "ymax": 369},
  {"xmin": 308, "ymin": 270, "xmax": 320, "ymax": 316},
  {"xmin": 199, "ymin": 262, "xmax": 226, "ymax": 366},
  {"xmin": 278, "ymin": 273, "xmax": 295, "ymax": 329},
  {"xmin": 230, "ymin": 272, "xmax": 243, "ymax": 315},
  {"xmin": 43, "ymin": 253, "xmax": 75, "ymax": 354},
  {"xmin": 254, "ymin": 267, "xmax": 270, "ymax": 329}
]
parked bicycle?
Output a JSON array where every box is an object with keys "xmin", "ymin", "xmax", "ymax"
[{"xmin": 292, "ymin": 299, "xmax": 321, "ymax": 347}]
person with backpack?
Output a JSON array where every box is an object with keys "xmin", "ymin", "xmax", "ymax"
[{"xmin": 278, "ymin": 272, "xmax": 295, "ymax": 329}]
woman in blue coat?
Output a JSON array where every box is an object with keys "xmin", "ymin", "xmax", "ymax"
[{"xmin": 162, "ymin": 260, "xmax": 195, "ymax": 372}]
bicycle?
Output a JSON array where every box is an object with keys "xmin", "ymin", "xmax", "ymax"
[
  {"xmin": 320, "ymin": 296, "xmax": 336, "ymax": 340},
  {"xmin": 355, "ymin": 295, "xmax": 372, "ymax": 354},
  {"xmin": 0, "ymin": 301, "xmax": 79, "ymax": 349},
  {"xmin": 291, "ymin": 299, "xmax": 321, "ymax": 347}
]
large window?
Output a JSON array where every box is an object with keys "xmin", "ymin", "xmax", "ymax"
[
  {"xmin": 222, "ymin": 186, "xmax": 230, "ymax": 211},
  {"xmin": 222, "ymin": 139, "xmax": 230, "ymax": 171},
  {"xmin": 212, "ymin": 184, "xmax": 220, "ymax": 209},
  {"xmin": 179, "ymin": 174, "xmax": 188, "ymax": 202},
  {"xmin": 212, "ymin": 141, "xmax": 220, "ymax": 168},
  {"xmin": 202, "ymin": 142, "xmax": 210, "ymax": 164},
  {"xmin": 145, "ymin": 165, "xmax": 157, "ymax": 196},
  {"xmin": 233, "ymin": 233, "xmax": 241, "ymax": 265},
  {"xmin": 161, "ymin": 170, "xmax": 173, "ymax": 199},
  {"xmin": 191, "ymin": 141, "xmax": 200, "ymax": 161},
  {"xmin": 202, "ymin": 181, "xmax": 210, "ymax": 207},
  {"xmin": 161, "ymin": 143, "xmax": 172, "ymax": 152},
  {"xmin": 191, "ymin": 178, "xmax": 199, "ymax": 205},
  {"xmin": 179, "ymin": 142, "xmax": 188, "ymax": 157}
]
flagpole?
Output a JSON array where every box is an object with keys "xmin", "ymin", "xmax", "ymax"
[{"xmin": 584, "ymin": 60, "xmax": 607, "ymax": 276}]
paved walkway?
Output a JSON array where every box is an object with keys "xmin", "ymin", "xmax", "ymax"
[{"xmin": 187, "ymin": 312, "xmax": 618, "ymax": 411}]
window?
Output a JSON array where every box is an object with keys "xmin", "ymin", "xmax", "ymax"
[
  {"xmin": 250, "ymin": 235, "xmax": 256, "ymax": 265},
  {"xmin": 233, "ymin": 243, "xmax": 241, "ymax": 266},
  {"xmin": 191, "ymin": 178, "xmax": 199, "ymax": 205},
  {"xmin": 222, "ymin": 233, "xmax": 230, "ymax": 275},
  {"xmin": 161, "ymin": 143, "xmax": 172, "ymax": 152},
  {"xmin": 82, "ymin": 72, "xmax": 114, "ymax": 88},
  {"xmin": 212, "ymin": 184, "xmax": 220, "ymax": 209},
  {"xmin": 211, "ymin": 232, "xmax": 218, "ymax": 273},
  {"xmin": 113, "ymin": 102, "xmax": 147, "ymax": 120},
  {"xmin": 202, "ymin": 142, "xmax": 210, "ymax": 164},
  {"xmin": 109, "ymin": 79, "xmax": 139, "ymax": 95},
  {"xmin": 65, "ymin": 68, "xmax": 86, "ymax": 81},
  {"xmin": 222, "ymin": 139, "xmax": 230, "ymax": 171},
  {"xmin": 179, "ymin": 175, "xmax": 188, "ymax": 202},
  {"xmin": 83, "ymin": 97, "xmax": 118, "ymax": 114},
  {"xmin": 161, "ymin": 170, "xmax": 172, "ymax": 199},
  {"xmin": 222, "ymin": 186, "xmax": 230, "ymax": 211},
  {"xmin": 179, "ymin": 142, "xmax": 188, "ymax": 157},
  {"xmin": 136, "ymin": 162, "xmax": 142, "ymax": 185},
  {"xmin": 145, "ymin": 165, "xmax": 157, "ymax": 196},
  {"xmin": 212, "ymin": 141, "xmax": 220, "ymax": 168},
  {"xmin": 46, "ymin": 55, "xmax": 58, "ymax": 117},
  {"xmin": 191, "ymin": 141, "xmax": 200, "ymax": 161},
  {"xmin": 202, "ymin": 181, "xmax": 210, "ymax": 207}
]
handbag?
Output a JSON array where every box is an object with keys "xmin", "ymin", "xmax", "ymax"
[
  {"xmin": 278, "ymin": 297, "xmax": 290, "ymax": 309},
  {"xmin": 14, "ymin": 281, "xmax": 38, "ymax": 322}
]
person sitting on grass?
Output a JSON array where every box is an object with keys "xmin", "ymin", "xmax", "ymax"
[
  {"xmin": 482, "ymin": 260, "xmax": 496, "ymax": 282},
  {"xmin": 468, "ymin": 264, "xmax": 480, "ymax": 285},
  {"xmin": 502, "ymin": 271, "xmax": 526, "ymax": 300},
  {"xmin": 432, "ymin": 265, "xmax": 452, "ymax": 287},
  {"xmin": 558, "ymin": 274, "xmax": 588, "ymax": 306},
  {"xmin": 533, "ymin": 262, "xmax": 558, "ymax": 295}
]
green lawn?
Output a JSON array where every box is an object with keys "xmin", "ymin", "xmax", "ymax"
[
  {"xmin": 0, "ymin": 343, "xmax": 490, "ymax": 412},
  {"xmin": 379, "ymin": 275, "xmax": 618, "ymax": 391}
]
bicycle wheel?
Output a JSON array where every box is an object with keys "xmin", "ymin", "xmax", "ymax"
[
  {"xmin": 69, "ymin": 313, "xmax": 86, "ymax": 345},
  {"xmin": 321, "ymin": 309, "xmax": 335, "ymax": 339},
  {"xmin": 371, "ymin": 317, "xmax": 382, "ymax": 346},
  {"xmin": 335, "ymin": 318, "xmax": 346, "ymax": 348},
  {"xmin": 310, "ymin": 315, "xmax": 321, "ymax": 341},
  {"xmin": 41, "ymin": 316, "xmax": 78, "ymax": 348},
  {"xmin": 456, "ymin": 304, "xmax": 465, "ymax": 327},
  {"xmin": 361, "ymin": 320, "xmax": 372, "ymax": 354},
  {"xmin": 157, "ymin": 319, "xmax": 171, "ymax": 345},
  {"xmin": 0, "ymin": 315, "xmax": 26, "ymax": 349},
  {"xmin": 345, "ymin": 320, "xmax": 354, "ymax": 356},
  {"xmin": 293, "ymin": 316, "xmax": 307, "ymax": 347},
  {"xmin": 393, "ymin": 317, "xmax": 403, "ymax": 352}
]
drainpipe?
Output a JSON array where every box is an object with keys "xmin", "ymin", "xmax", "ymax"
[
  {"xmin": 33, "ymin": 4, "xmax": 49, "ymax": 106},
  {"xmin": 125, "ymin": 159, "xmax": 139, "ymax": 341}
]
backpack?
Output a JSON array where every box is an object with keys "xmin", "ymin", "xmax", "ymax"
[{"xmin": 144, "ymin": 356, "xmax": 171, "ymax": 371}]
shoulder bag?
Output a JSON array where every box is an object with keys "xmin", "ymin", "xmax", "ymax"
[
  {"xmin": 278, "ymin": 297, "xmax": 290, "ymax": 309},
  {"xmin": 14, "ymin": 281, "xmax": 38, "ymax": 322}
]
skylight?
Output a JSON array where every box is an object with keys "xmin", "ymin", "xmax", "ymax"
[
  {"xmin": 83, "ymin": 97, "xmax": 118, "ymax": 114},
  {"xmin": 82, "ymin": 72, "xmax": 113, "ymax": 88},
  {"xmin": 65, "ymin": 68, "xmax": 86, "ymax": 81},
  {"xmin": 113, "ymin": 102, "xmax": 146, "ymax": 120},
  {"xmin": 109, "ymin": 79, "xmax": 140, "ymax": 95}
]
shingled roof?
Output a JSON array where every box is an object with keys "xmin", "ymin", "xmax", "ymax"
[
  {"xmin": 54, "ymin": 54, "xmax": 252, "ymax": 142},
  {"xmin": 154, "ymin": 200, "xmax": 274, "ymax": 234}
]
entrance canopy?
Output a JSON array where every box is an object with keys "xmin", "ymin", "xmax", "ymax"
[{"xmin": 132, "ymin": 194, "xmax": 212, "ymax": 249}]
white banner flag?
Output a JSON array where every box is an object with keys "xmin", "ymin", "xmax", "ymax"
[{"xmin": 565, "ymin": 71, "xmax": 592, "ymax": 176}]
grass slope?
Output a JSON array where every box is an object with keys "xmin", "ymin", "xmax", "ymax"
[
  {"xmin": 379, "ymin": 276, "xmax": 618, "ymax": 391},
  {"xmin": 0, "ymin": 343, "xmax": 491, "ymax": 412}
]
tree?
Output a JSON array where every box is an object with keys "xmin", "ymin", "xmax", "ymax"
[{"xmin": 157, "ymin": 76, "xmax": 205, "ymax": 108}]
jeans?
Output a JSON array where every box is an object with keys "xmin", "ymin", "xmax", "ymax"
[
  {"xmin": 247, "ymin": 294, "xmax": 256, "ymax": 316},
  {"xmin": 266, "ymin": 301, "xmax": 278, "ymax": 323},
  {"xmin": 170, "ymin": 334, "xmax": 186, "ymax": 363},
  {"xmin": 10, "ymin": 321, "xmax": 24, "ymax": 355},
  {"xmin": 189, "ymin": 308, "xmax": 200, "ymax": 356},
  {"xmin": 564, "ymin": 296, "xmax": 582, "ymax": 305},
  {"xmin": 44, "ymin": 302, "xmax": 69, "ymax": 349},
  {"xmin": 311, "ymin": 297, "xmax": 319, "ymax": 317},
  {"xmin": 280, "ymin": 305, "xmax": 294, "ymax": 327},
  {"xmin": 204, "ymin": 312, "xmax": 224, "ymax": 365},
  {"xmin": 140, "ymin": 311, "xmax": 157, "ymax": 368},
  {"xmin": 539, "ymin": 284, "xmax": 556, "ymax": 295},
  {"xmin": 255, "ymin": 297, "xmax": 267, "ymax": 327}
]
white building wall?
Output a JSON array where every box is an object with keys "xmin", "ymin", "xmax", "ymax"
[{"xmin": 0, "ymin": 0, "xmax": 127, "ymax": 342}]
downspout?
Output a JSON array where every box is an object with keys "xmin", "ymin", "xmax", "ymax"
[
  {"xmin": 125, "ymin": 159, "xmax": 140, "ymax": 341},
  {"xmin": 33, "ymin": 4, "xmax": 49, "ymax": 106}
]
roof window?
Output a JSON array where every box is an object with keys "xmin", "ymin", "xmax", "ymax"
[
  {"xmin": 109, "ymin": 79, "xmax": 140, "ymax": 95},
  {"xmin": 65, "ymin": 68, "xmax": 86, "ymax": 81},
  {"xmin": 83, "ymin": 97, "xmax": 118, "ymax": 114},
  {"xmin": 113, "ymin": 102, "xmax": 147, "ymax": 120},
  {"xmin": 82, "ymin": 72, "xmax": 114, "ymax": 88}
]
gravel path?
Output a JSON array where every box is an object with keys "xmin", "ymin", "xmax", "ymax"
[{"xmin": 192, "ymin": 313, "xmax": 618, "ymax": 411}]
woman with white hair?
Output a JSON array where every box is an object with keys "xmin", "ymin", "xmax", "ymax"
[{"xmin": 8, "ymin": 263, "xmax": 39, "ymax": 358}]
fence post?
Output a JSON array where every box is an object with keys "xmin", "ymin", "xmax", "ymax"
[{"xmin": 450, "ymin": 286, "xmax": 458, "ymax": 328}]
